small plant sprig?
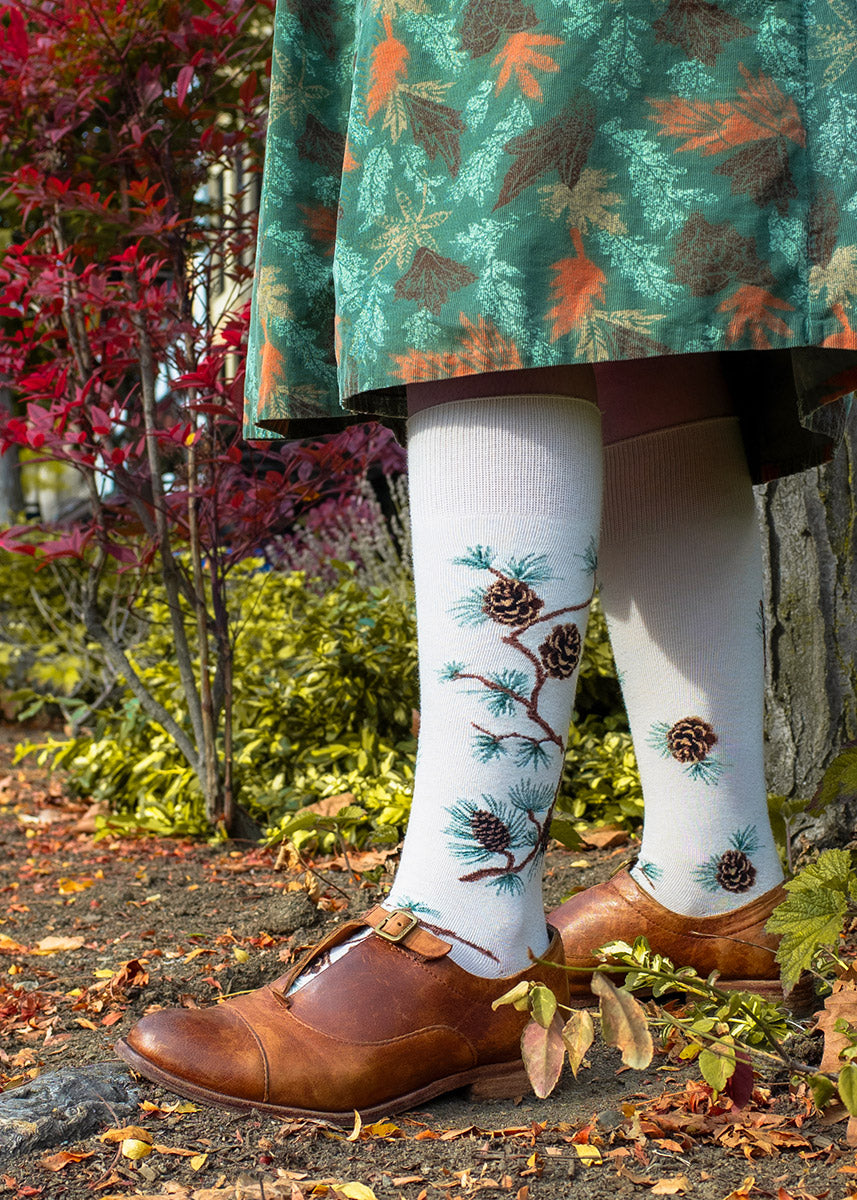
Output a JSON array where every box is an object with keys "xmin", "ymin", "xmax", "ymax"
[
  {"xmin": 500, "ymin": 931, "xmax": 857, "ymax": 1117},
  {"xmin": 493, "ymin": 967, "xmax": 654, "ymax": 1098}
]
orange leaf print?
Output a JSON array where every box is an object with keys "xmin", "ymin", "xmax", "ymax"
[
  {"xmin": 492, "ymin": 32, "xmax": 563, "ymax": 100},
  {"xmin": 391, "ymin": 313, "xmax": 522, "ymax": 381},
  {"xmin": 823, "ymin": 303, "xmax": 857, "ymax": 349},
  {"xmin": 366, "ymin": 16, "xmax": 409, "ymax": 119},
  {"xmin": 546, "ymin": 228, "xmax": 606, "ymax": 342},
  {"xmin": 718, "ymin": 284, "xmax": 794, "ymax": 349},
  {"xmin": 259, "ymin": 314, "xmax": 286, "ymax": 405},
  {"xmin": 648, "ymin": 64, "xmax": 804, "ymax": 154},
  {"xmin": 343, "ymin": 138, "xmax": 359, "ymax": 172},
  {"xmin": 299, "ymin": 204, "xmax": 337, "ymax": 255}
]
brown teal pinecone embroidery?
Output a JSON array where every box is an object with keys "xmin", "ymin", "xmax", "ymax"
[
  {"xmin": 715, "ymin": 848, "xmax": 757, "ymax": 893},
  {"xmin": 692, "ymin": 825, "xmax": 760, "ymax": 894},
  {"xmin": 666, "ymin": 716, "xmax": 717, "ymax": 763},
  {"xmin": 470, "ymin": 808, "xmax": 512, "ymax": 853},
  {"xmin": 482, "ymin": 576, "xmax": 544, "ymax": 626},
  {"xmin": 538, "ymin": 622, "xmax": 582, "ymax": 678},
  {"xmin": 649, "ymin": 716, "xmax": 724, "ymax": 784}
]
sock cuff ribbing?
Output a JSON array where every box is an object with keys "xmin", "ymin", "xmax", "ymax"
[
  {"xmin": 601, "ymin": 416, "xmax": 752, "ymax": 545},
  {"xmin": 407, "ymin": 394, "xmax": 602, "ymax": 518}
]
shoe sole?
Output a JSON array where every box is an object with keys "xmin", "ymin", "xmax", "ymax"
[{"xmin": 115, "ymin": 1038, "xmax": 532, "ymax": 1125}]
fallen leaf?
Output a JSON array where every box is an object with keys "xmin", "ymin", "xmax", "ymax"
[
  {"xmin": 616, "ymin": 1165, "xmax": 655, "ymax": 1184},
  {"xmin": 817, "ymin": 987, "xmax": 857, "ymax": 1072},
  {"xmin": 121, "ymin": 1138, "xmax": 152, "ymax": 1160},
  {"xmin": 57, "ymin": 877, "xmax": 94, "ymax": 894},
  {"xmin": 578, "ymin": 828, "xmax": 631, "ymax": 850},
  {"xmin": 190, "ymin": 1153, "xmax": 208, "ymax": 1169},
  {"xmin": 0, "ymin": 934, "xmax": 26, "ymax": 953},
  {"xmin": 362, "ymin": 1120, "xmax": 401, "ymax": 1137},
  {"xmin": 33, "ymin": 935, "xmax": 85, "ymax": 954},
  {"xmin": 574, "ymin": 1145, "xmax": 602, "ymax": 1166},
  {"xmin": 39, "ymin": 1150, "xmax": 94, "ymax": 1171},
  {"xmin": 327, "ymin": 848, "xmax": 394, "ymax": 873},
  {"xmin": 347, "ymin": 1110, "xmax": 363, "ymax": 1142},
  {"xmin": 101, "ymin": 1125, "xmax": 153, "ymax": 1144},
  {"xmin": 650, "ymin": 1176, "xmax": 691, "ymax": 1195},
  {"xmin": 335, "ymin": 1185, "xmax": 378, "ymax": 1200},
  {"xmin": 721, "ymin": 1177, "xmax": 757, "ymax": 1200},
  {"xmin": 302, "ymin": 794, "xmax": 356, "ymax": 819}
]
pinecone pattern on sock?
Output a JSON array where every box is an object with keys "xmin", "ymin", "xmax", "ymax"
[
  {"xmin": 715, "ymin": 848, "xmax": 757, "ymax": 893},
  {"xmin": 470, "ymin": 808, "xmax": 512, "ymax": 853},
  {"xmin": 538, "ymin": 622, "xmax": 582, "ymax": 678},
  {"xmin": 666, "ymin": 716, "xmax": 717, "ymax": 763},
  {"xmin": 648, "ymin": 716, "xmax": 725, "ymax": 784},
  {"xmin": 482, "ymin": 576, "xmax": 545, "ymax": 626},
  {"xmin": 692, "ymin": 825, "xmax": 761, "ymax": 894}
]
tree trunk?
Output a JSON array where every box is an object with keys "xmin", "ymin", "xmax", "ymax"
[
  {"xmin": 0, "ymin": 386, "xmax": 25, "ymax": 524},
  {"xmin": 758, "ymin": 408, "xmax": 857, "ymax": 832}
]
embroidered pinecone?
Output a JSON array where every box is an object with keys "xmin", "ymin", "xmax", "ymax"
[
  {"xmin": 715, "ymin": 849, "xmax": 756, "ymax": 893},
  {"xmin": 538, "ymin": 623, "xmax": 582, "ymax": 678},
  {"xmin": 666, "ymin": 716, "xmax": 717, "ymax": 763},
  {"xmin": 482, "ymin": 576, "xmax": 544, "ymax": 626},
  {"xmin": 470, "ymin": 809, "xmax": 512, "ymax": 853}
]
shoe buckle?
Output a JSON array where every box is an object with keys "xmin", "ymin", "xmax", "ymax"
[{"xmin": 375, "ymin": 908, "xmax": 419, "ymax": 943}]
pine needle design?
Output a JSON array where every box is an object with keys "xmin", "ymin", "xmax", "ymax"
[
  {"xmin": 443, "ymin": 543, "xmax": 596, "ymax": 770},
  {"xmin": 647, "ymin": 715, "xmax": 725, "ymax": 785},
  {"xmin": 692, "ymin": 825, "xmax": 760, "ymax": 894},
  {"xmin": 440, "ymin": 543, "xmax": 597, "ymax": 892},
  {"xmin": 635, "ymin": 859, "xmax": 664, "ymax": 887},
  {"xmin": 392, "ymin": 896, "xmax": 500, "ymax": 962},
  {"xmin": 445, "ymin": 780, "xmax": 556, "ymax": 895}
]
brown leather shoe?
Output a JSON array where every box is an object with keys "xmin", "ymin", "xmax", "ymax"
[
  {"xmin": 548, "ymin": 870, "xmax": 785, "ymax": 1004},
  {"xmin": 115, "ymin": 906, "xmax": 568, "ymax": 1123}
]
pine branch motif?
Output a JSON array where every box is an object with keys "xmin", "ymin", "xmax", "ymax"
[
  {"xmin": 647, "ymin": 714, "xmax": 725, "ymax": 785},
  {"xmin": 442, "ymin": 543, "xmax": 597, "ymax": 767},
  {"xmin": 692, "ymin": 825, "xmax": 760, "ymax": 894},
  {"xmin": 444, "ymin": 780, "xmax": 556, "ymax": 894},
  {"xmin": 441, "ymin": 544, "xmax": 597, "ymax": 893},
  {"xmin": 390, "ymin": 897, "xmax": 500, "ymax": 963}
]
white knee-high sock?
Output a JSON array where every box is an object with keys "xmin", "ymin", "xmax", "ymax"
[
  {"xmin": 386, "ymin": 395, "xmax": 603, "ymax": 976},
  {"xmin": 598, "ymin": 418, "xmax": 783, "ymax": 917}
]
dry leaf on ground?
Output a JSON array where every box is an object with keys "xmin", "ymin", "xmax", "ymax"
[{"xmin": 817, "ymin": 985, "xmax": 857, "ymax": 1072}]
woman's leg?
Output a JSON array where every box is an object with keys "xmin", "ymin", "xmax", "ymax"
[
  {"xmin": 595, "ymin": 354, "xmax": 783, "ymax": 915},
  {"xmin": 387, "ymin": 367, "xmax": 602, "ymax": 974}
]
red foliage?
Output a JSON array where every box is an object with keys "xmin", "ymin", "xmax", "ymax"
[{"xmin": 0, "ymin": 0, "xmax": 402, "ymax": 569}]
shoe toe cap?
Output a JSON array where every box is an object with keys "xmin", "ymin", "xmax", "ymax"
[{"xmin": 123, "ymin": 1002, "xmax": 269, "ymax": 1103}]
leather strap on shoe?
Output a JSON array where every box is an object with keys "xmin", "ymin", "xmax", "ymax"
[{"xmin": 363, "ymin": 906, "xmax": 451, "ymax": 959}]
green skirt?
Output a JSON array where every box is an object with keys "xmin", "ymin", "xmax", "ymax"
[{"xmin": 243, "ymin": 0, "xmax": 857, "ymax": 482}]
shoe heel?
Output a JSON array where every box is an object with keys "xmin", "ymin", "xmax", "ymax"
[
  {"xmin": 465, "ymin": 1063, "xmax": 531, "ymax": 1101},
  {"xmin": 784, "ymin": 971, "xmax": 816, "ymax": 1017}
]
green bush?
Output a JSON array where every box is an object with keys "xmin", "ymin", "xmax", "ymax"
[
  {"xmin": 0, "ymin": 549, "xmax": 132, "ymax": 724},
  {"xmin": 16, "ymin": 560, "xmax": 419, "ymax": 843},
  {"xmin": 15, "ymin": 556, "xmax": 641, "ymax": 844}
]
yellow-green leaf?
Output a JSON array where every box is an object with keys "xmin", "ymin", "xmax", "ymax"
[
  {"xmin": 561, "ymin": 1009, "xmax": 595, "ymax": 1078},
  {"xmin": 591, "ymin": 971, "xmax": 653, "ymax": 1070}
]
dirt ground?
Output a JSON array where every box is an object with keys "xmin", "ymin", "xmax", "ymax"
[{"xmin": 0, "ymin": 725, "xmax": 853, "ymax": 1200}]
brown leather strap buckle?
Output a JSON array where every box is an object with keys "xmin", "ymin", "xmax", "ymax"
[{"xmin": 375, "ymin": 908, "xmax": 419, "ymax": 943}]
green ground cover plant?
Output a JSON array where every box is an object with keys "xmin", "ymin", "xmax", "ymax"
[{"xmin": 4, "ymin": 497, "xmax": 641, "ymax": 843}]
